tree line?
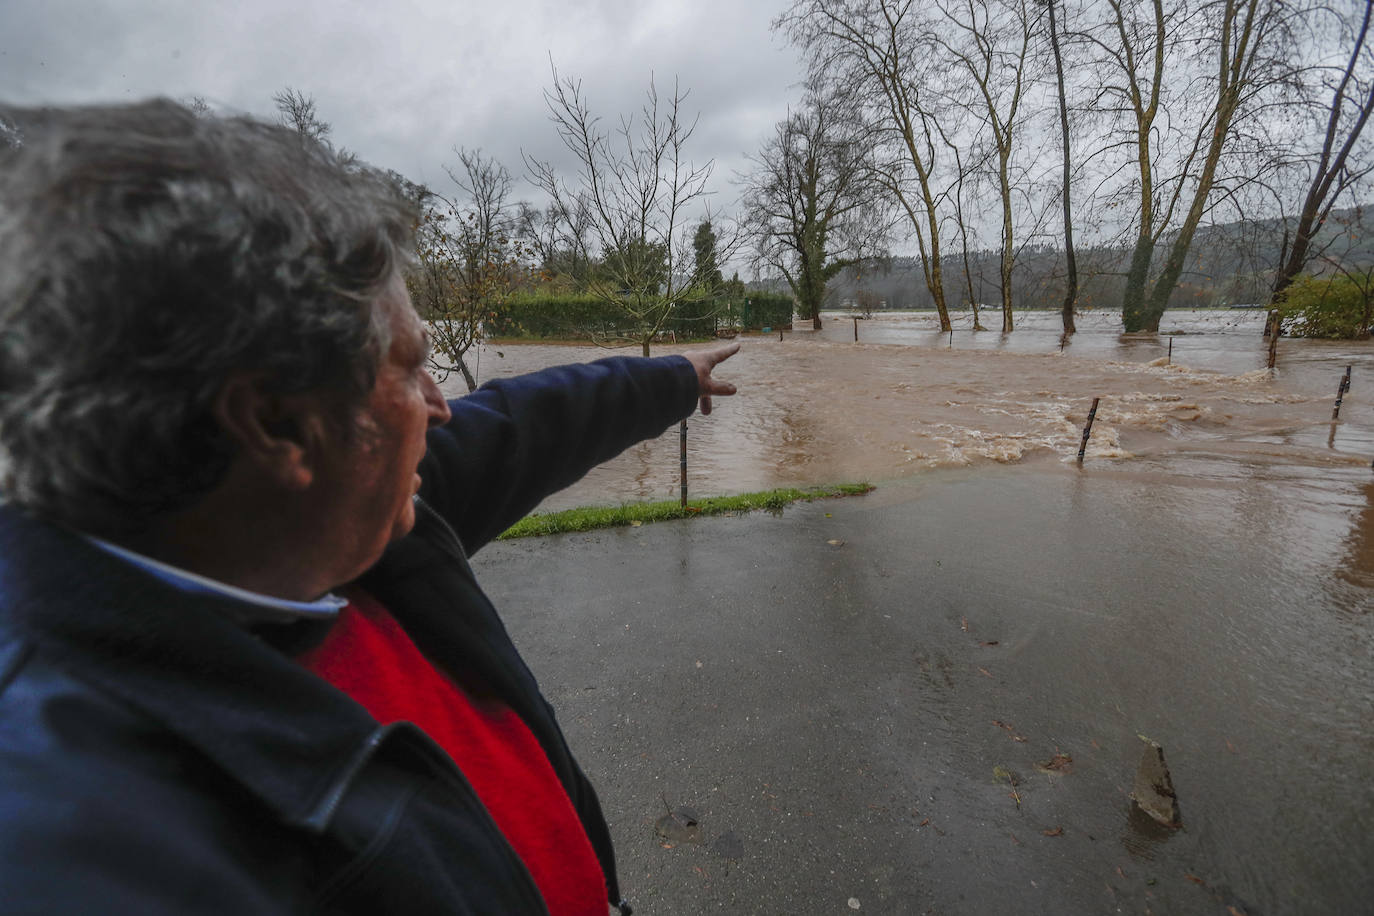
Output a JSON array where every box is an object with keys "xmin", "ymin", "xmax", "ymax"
[
  {"xmin": 755, "ymin": 0, "xmax": 1374, "ymax": 334},
  {"xmin": 190, "ymin": 0, "xmax": 1372, "ymax": 385}
]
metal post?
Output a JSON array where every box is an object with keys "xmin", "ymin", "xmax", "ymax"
[
  {"xmin": 679, "ymin": 420, "xmax": 688, "ymax": 508},
  {"xmin": 1267, "ymin": 311, "xmax": 1280, "ymax": 369},
  {"xmin": 853, "ymin": 317, "xmax": 858, "ymax": 342},
  {"xmin": 1077, "ymin": 397, "xmax": 1101, "ymax": 464},
  {"xmin": 949, "ymin": 329, "xmax": 954, "ymax": 349},
  {"xmin": 1332, "ymin": 365, "xmax": 1353, "ymax": 421},
  {"xmin": 1168, "ymin": 337, "xmax": 1173, "ymax": 364}
]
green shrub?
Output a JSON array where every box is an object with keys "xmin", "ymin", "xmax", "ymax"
[
  {"xmin": 486, "ymin": 290, "xmax": 797, "ymax": 340},
  {"xmin": 486, "ymin": 293, "xmax": 626, "ymax": 339},
  {"xmin": 725, "ymin": 292, "xmax": 795, "ymax": 330},
  {"xmin": 1278, "ymin": 272, "xmax": 1373, "ymax": 339}
]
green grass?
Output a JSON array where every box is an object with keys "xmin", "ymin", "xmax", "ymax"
[{"xmin": 497, "ymin": 482, "xmax": 875, "ymax": 540}]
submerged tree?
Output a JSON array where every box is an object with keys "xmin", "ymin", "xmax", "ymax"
[
  {"xmin": 1269, "ymin": 0, "xmax": 1374, "ymax": 307},
  {"xmin": 741, "ymin": 88, "xmax": 890, "ymax": 330},
  {"xmin": 1088, "ymin": 0, "xmax": 1299, "ymax": 331},
  {"xmin": 779, "ymin": 0, "xmax": 955, "ymax": 331},
  {"xmin": 932, "ymin": 0, "xmax": 1039, "ymax": 332},
  {"xmin": 1042, "ymin": 0, "xmax": 1078, "ymax": 335}
]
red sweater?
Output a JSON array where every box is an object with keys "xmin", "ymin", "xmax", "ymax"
[{"xmin": 295, "ymin": 588, "xmax": 607, "ymax": 915}]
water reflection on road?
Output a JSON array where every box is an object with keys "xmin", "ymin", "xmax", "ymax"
[{"xmin": 461, "ymin": 309, "xmax": 1373, "ymax": 913}]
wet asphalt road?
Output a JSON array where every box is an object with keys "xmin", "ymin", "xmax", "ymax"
[{"xmin": 474, "ymin": 465, "xmax": 1373, "ymax": 915}]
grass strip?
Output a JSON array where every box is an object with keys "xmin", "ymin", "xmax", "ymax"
[{"xmin": 498, "ymin": 482, "xmax": 875, "ymax": 540}]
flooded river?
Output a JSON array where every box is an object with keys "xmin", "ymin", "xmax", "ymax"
[
  {"xmin": 446, "ymin": 309, "xmax": 1374, "ymax": 516},
  {"xmin": 454, "ymin": 308, "xmax": 1373, "ymax": 913}
]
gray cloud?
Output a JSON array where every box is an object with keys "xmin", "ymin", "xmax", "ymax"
[{"xmin": 0, "ymin": 0, "xmax": 806, "ymax": 214}]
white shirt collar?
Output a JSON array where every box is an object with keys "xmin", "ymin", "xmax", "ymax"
[{"xmin": 86, "ymin": 536, "xmax": 346, "ymax": 623}]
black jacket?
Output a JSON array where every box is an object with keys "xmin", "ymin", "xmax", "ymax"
[{"xmin": 0, "ymin": 355, "xmax": 699, "ymax": 914}]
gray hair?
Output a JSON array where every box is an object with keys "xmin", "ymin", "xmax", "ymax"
[{"xmin": 0, "ymin": 99, "xmax": 417, "ymax": 535}]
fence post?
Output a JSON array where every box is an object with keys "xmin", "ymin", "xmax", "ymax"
[
  {"xmin": 1332, "ymin": 365, "xmax": 1353, "ymax": 421},
  {"xmin": 1267, "ymin": 311, "xmax": 1280, "ymax": 369},
  {"xmin": 1077, "ymin": 397, "xmax": 1101, "ymax": 464},
  {"xmin": 679, "ymin": 420, "xmax": 688, "ymax": 508}
]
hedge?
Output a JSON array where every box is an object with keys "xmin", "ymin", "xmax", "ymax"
[{"xmin": 485, "ymin": 291, "xmax": 796, "ymax": 340}]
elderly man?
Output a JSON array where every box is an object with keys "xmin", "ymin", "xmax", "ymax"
[{"xmin": 0, "ymin": 100, "xmax": 737, "ymax": 914}]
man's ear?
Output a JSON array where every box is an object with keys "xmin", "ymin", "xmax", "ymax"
[{"xmin": 212, "ymin": 373, "xmax": 324, "ymax": 490}]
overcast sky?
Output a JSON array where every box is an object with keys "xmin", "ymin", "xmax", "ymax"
[{"xmin": 0, "ymin": 0, "xmax": 807, "ymax": 212}]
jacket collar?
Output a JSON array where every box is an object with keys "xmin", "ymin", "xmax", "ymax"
[{"xmin": 0, "ymin": 503, "xmax": 381, "ymax": 830}]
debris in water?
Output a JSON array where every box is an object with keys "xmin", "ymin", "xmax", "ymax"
[
  {"xmin": 993, "ymin": 765, "xmax": 1023, "ymax": 807},
  {"xmin": 655, "ymin": 805, "xmax": 704, "ymax": 845},
  {"xmin": 1131, "ymin": 739, "xmax": 1181, "ymax": 828},
  {"xmin": 848, "ymin": 898, "xmax": 861, "ymax": 910},
  {"xmin": 1042, "ymin": 826, "xmax": 1064, "ymax": 837},
  {"xmin": 1036, "ymin": 752, "xmax": 1074, "ymax": 774},
  {"xmin": 827, "ymin": 538, "xmax": 845, "ymax": 547},
  {"xmin": 992, "ymin": 719, "xmax": 1028, "ymax": 742}
]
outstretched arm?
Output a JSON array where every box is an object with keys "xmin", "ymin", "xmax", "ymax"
[{"xmin": 419, "ymin": 346, "xmax": 740, "ymax": 554}]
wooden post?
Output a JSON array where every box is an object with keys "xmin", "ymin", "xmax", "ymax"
[
  {"xmin": 1167, "ymin": 336, "xmax": 1173, "ymax": 364},
  {"xmin": 679, "ymin": 420, "xmax": 688, "ymax": 508},
  {"xmin": 1077, "ymin": 397, "xmax": 1101, "ymax": 464},
  {"xmin": 1332, "ymin": 365, "xmax": 1353, "ymax": 421},
  {"xmin": 853, "ymin": 317, "xmax": 858, "ymax": 342},
  {"xmin": 779, "ymin": 328, "xmax": 783, "ymax": 341},
  {"xmin": 1267, "ymin": 312, "xmax": 1280, "ymax": 369}
]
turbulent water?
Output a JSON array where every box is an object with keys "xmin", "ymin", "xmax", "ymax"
[{"xmin": 443, "ymin": 309, "xmax": 1374, "ymax": 515}]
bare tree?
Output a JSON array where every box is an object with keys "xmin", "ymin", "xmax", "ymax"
[
  {"xmin": 182, "ymin": 96, "xmax": 212, "ymax": 118},
  {"xmin": 272, "ymin": 87, "xmax": 331, "ymax": 143},
  {"xmin": 779, "ymin": 0, "xmax": 956, "ymax": 331},
  {"xmin": 270, "ymin": 87, "xmax": 357, "ymax": 167},
  {"xmin": 409, "ymin": 149, "xmax": 531, "ymax": 391},
  {"xmin": 1269, "ymin": 0, "xmax": 1374, "ymax": 305},
  {"xmin": 1042, "ymin": 0, "xmax": 1078, "ymax": 335},
  {"xmin": 931, "ymin": 0, "xmax": 1040, "ymax": 332},
  {"xmin": 1087, "ymin": 0, "xmax": 1300, "ymax": 331},
  {"xmin": 740, "ymin": 88, "xmax": 891, "ymax": 330},
  {"xmin": 526, "ymin": 68, "xmax": 735, "ymax": 356},
  {"xmin": 934, "ymin": 117, "xmax": 992, "ymax": 329}
]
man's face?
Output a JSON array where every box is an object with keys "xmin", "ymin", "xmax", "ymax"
[{"xmin": 318, "ymin": 276, "xmax": 451, "ymax": 579}]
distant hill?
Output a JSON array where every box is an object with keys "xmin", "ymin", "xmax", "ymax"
[{"xmin": 762, "ymin": 206, "xmax": 1372, "ymax": 312}]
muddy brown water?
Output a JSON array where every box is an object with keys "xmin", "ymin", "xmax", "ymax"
[
  {"xmin": 441, "ymin": 309, "xmax": 1374, "ymax": 515},
  {"xmin": 448, "ymin": 309, "xmax": 1372, "ymax": 913}
]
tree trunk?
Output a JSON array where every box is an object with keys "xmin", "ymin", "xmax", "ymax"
[
  {"xmin": 1121, "ymin": 233, "xmax": 1158, "ymax": 331},
  {"xmin": 999, "ymin": 206, "xmax": 1015, "ymax": 332},
  {"xmin": 923, "ymin": 205, "xmax": 952, "ymax": 332},
  {"xmin": 458, "ymin": 355, "xmax": 478, "ymax": 393},
  {"xmin": 1048, "ymin": 0, "xmax": 1077, "ymax": 335}
]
